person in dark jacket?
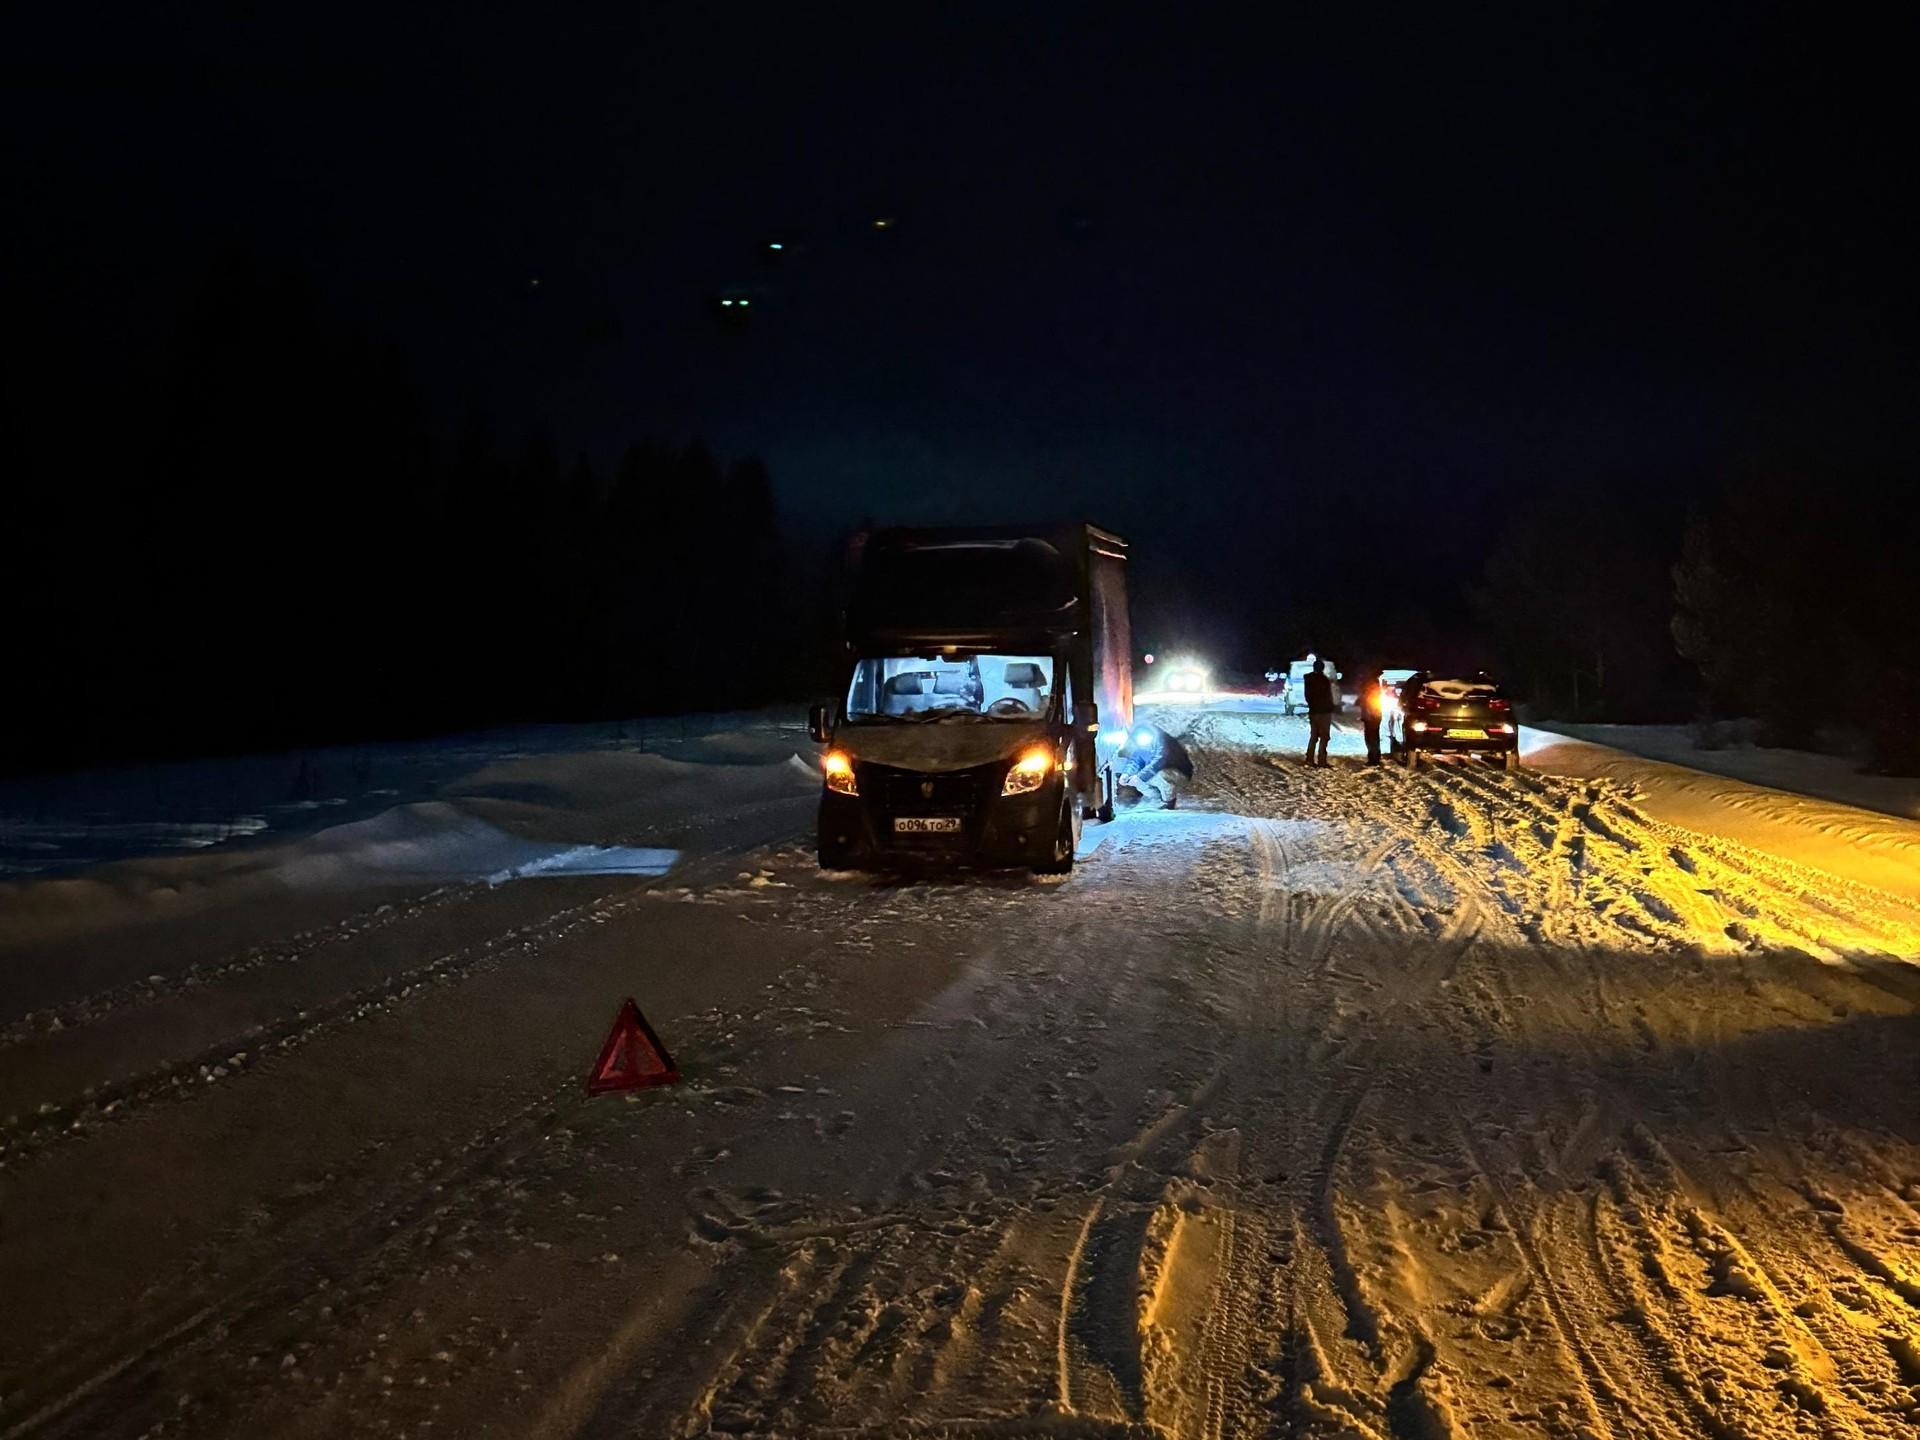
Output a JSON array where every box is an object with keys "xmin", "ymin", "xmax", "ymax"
[
  {"xmin": 1117, "ymin": 722, "xmax": 1194, "ymax": 808},
  {"xmin": 1304, "ymin": 658, "xmax": 1335, "ymax": 766},
  {"xmin": 1358, "ymin": 667, "xmax": 1384, "ymax": 765}
]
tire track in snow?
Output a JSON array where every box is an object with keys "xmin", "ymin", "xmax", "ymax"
[
  {"xmin": 622, "ymin": 816, "xmax": 1231, "ymax": 1437},
  {"xmin": 2, "ymin": 1066, "xmax": 588, "ymax": 1440},
  {"xmin": 1390, "ymin": 773, "xmax": 1852, "ymax": 1435},
  {"xmin": 0, "ymin": 885, "xmax": 468, "ymax": 1050},
  {"xmin": 1200, "ymin": 721, "xmax": 1750, "ymax": 1431},
  {"xmin": 1353, "ymin": 765, "xmax": 1660, "ymax": 1438},
  {"xmin": 1207, "ymin": 772, "xmax": 1476, "ymax": 1434},
  {"xmin": 0, "ymin": 881, "xmax": 644, "ymax": 1169},
  {"xmin": 1137, "ymin": 712, "xmax": 1920, "ymax": 1436},
  {"xmin": 6, "ymin": 845, "xmax": 922, "ymax": 1438}
]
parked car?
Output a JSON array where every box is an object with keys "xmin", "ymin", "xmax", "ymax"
[{"xmin": 1387, "ymin": 672, "xmax": 1521, "ymax": 769}]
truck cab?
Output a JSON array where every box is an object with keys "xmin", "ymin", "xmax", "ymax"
[{"xmin": 810, "ymin": 526, "xmax": 1130, "ymax": 875}]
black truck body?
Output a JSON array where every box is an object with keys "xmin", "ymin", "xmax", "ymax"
[{"xmin": 810, "ymin": 524, "xmax": 1132, "ymax": 873}]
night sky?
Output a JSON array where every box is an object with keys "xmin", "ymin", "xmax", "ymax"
[{"xmin": 10, "ymin": 6, "xmax": 1911, "ymax": 666}]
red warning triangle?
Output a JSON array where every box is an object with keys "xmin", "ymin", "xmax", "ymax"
[{"xmin": 586, "ymin": 998, "xmax": 681, "ymax": 1095}]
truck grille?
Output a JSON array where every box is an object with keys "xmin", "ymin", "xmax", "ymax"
[{"xmin": 862, "ymin": 762, "xmax": 995, "ymax": 817}]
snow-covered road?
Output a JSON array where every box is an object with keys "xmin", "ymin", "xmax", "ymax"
[{"xmin": 3, "ymin": 712, "xmax": 1918, "ymax": 1439}]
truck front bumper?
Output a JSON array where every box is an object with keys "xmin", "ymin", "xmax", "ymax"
[{"xmin": 818, "ymin": 782, "xmax": 1063, "ymax": 870}]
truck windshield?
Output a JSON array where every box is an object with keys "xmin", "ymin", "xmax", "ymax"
[{"xmin": 844, "ymin": 655, "xmax": 1058, "ymax": 723}]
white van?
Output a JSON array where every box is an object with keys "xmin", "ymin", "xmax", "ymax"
[{"xmin": 1284, "ymin": 655, "xmax": 1341, "ymax": 716}]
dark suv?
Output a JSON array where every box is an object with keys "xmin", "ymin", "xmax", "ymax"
[{"xmin": 1388, "ymin": 672, "xmax": 1521, "ymax": 769}]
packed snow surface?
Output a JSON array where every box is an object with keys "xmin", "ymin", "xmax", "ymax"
[
  {"xmin": 1538, "ymin": 722, "xmax": 1920, "ymax": 823},
  {"xmin": 2, "ymin": 711, "xmax": 1918, "ymax": 1439}
]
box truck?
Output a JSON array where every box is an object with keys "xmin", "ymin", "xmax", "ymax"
[{"xmin": 809, "ymin": 524, "xmax": 1132, "ymax": 874}]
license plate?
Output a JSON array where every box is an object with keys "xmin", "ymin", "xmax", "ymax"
[
  {"xmin": 1445, "ymin": 727, "xmax": 1487, "ymax": 740},
  {"xmin": 894, "ymin": 816, "xmax": 962, "ymax": 834}
]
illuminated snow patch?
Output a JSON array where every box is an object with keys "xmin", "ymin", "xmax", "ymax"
[{"xmin": 486, "ymin": 844, "xmax": 680, "ymax": 885}]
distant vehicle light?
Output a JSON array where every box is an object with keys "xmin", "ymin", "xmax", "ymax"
[
  {"xmin": 1101, "ymin": 728, "xmax": 1130, "ymax": 746},
  {"xmin": 1143, "ymin": 653, "xmax": 1155, "ymax": 664},
  {"xmin": 822, "ymin": 750, "xmax": 858, "ymax": 796},
  {"xmin": 768, "ymin": 242, "xmax": 784, "ymax": 251},
  {"xmin": 1160, "ymin": 661, "xmax": 1208, "ymax": 695},
  {"xmin": 1003, "ymin": 746, "xmax": 1053, "ymax": 795},
  {"xmin": 1134, "ymin": 730, "xmax": 1154, "ymax": 748}
]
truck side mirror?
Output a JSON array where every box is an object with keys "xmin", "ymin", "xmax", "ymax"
[{"xmin": 808, "ymin": 703, "xmax": 832, "ymax": 744}]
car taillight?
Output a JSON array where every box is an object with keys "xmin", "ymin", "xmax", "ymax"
[{"xmin": 1488, "ymin": 698, "xmax": 1511, "ymax": 712}]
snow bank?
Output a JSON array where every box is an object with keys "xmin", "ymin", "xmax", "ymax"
[
  {"xmin": 267, "ymin": 803, "xmax": 679, "ymax": 889},
  {"xmin": 1538, "ymin": 722, "xmax": 1920, "ymax": 822},
  {"xmin": 0, "ymin": 710, "xmax": 808, "ymax": 878},
  {"xmin": 1522, "ymin": 728, "xmax": 1920, "ymax": 903},
  {"xmin": 0, "ymin": 743, "xmax": 820, "ymax": 951}
]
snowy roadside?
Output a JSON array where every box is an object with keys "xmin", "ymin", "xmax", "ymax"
[
  {"xmin": 0, "ymin": 722, "xmax": 823, "ymax": 1031},
  {"xmin": 0, "ymin": 709, "xmax": 807, "ymax": 879},
  {"xmin": 1536, "ymin": 721, "xmax": 1920, "ymax": 822},
  {"xmin": 4, "ymin": 707, "xmax": 1919, "ymax": 1439},
  {"xmin": 1522, "ymin": 725, "xmax": 1920, "ymax": 904}
]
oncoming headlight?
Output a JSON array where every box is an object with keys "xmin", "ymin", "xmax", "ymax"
[
  {"xmin": 822, "ymin": 750, "xmax": 858, "ymax": 796},
  {"xmin": 1002, "ymin": 746, "xmax": 1053, "ymax": 796}
]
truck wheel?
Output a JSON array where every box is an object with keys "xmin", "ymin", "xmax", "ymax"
[{"xmin": 1035, "ymin": 791, "xmax": 1078, "ymax": 875}]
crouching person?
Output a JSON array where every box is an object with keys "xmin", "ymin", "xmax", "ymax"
[{"xmin": 1116, "ymin": 722, "xmax": 1195, "ymax": 809}]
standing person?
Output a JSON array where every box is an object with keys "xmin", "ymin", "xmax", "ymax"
[
  {"xmin": 1116, "ymin": 722, "xmax": 1195, "ymax": 808},
  {"xmin": 1304, "ymin": 658, "xmax": 1335, "ymax": 767},
  {"xmin": 1359, "ymin": 667, "xmax": 1384, "ymax": 766}
]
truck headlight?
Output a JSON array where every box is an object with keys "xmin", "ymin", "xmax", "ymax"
[
  {"xmin": 822, "ymin": 750, "xmax": 858, "ymax": 796},
  {"xmin": 1002, "ymin": 746, "xmax": 1053, "ymax": 796}
]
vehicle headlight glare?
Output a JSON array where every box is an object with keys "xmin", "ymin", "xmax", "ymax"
[
  {"xmin": 1002, "ymin": 746, "xmax": 1052, "ymax": 795},
  {"xmin": 822, "ymin": 750, "xmax": 858, "ymax": 796}
]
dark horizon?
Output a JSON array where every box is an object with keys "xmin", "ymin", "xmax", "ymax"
[{"xmin": 7, "ymin": 5, "xmax": 1915, "ymax": 764}]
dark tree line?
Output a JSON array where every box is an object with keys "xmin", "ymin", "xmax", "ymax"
[
  {"xmin": 1673, "ymin": 471, "xmax": 1919, "ymax": 772},
  {"xmin": 1474, "ymin": 468, "xmax": 1919, "ymax": 773},
  {"xmin": 1471, "ymin": 484, "xmax": 1692, "ymax": 723},
  {"xmin": 4, "ymin": 258, "xmax": 797, "ymax": 777}
]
